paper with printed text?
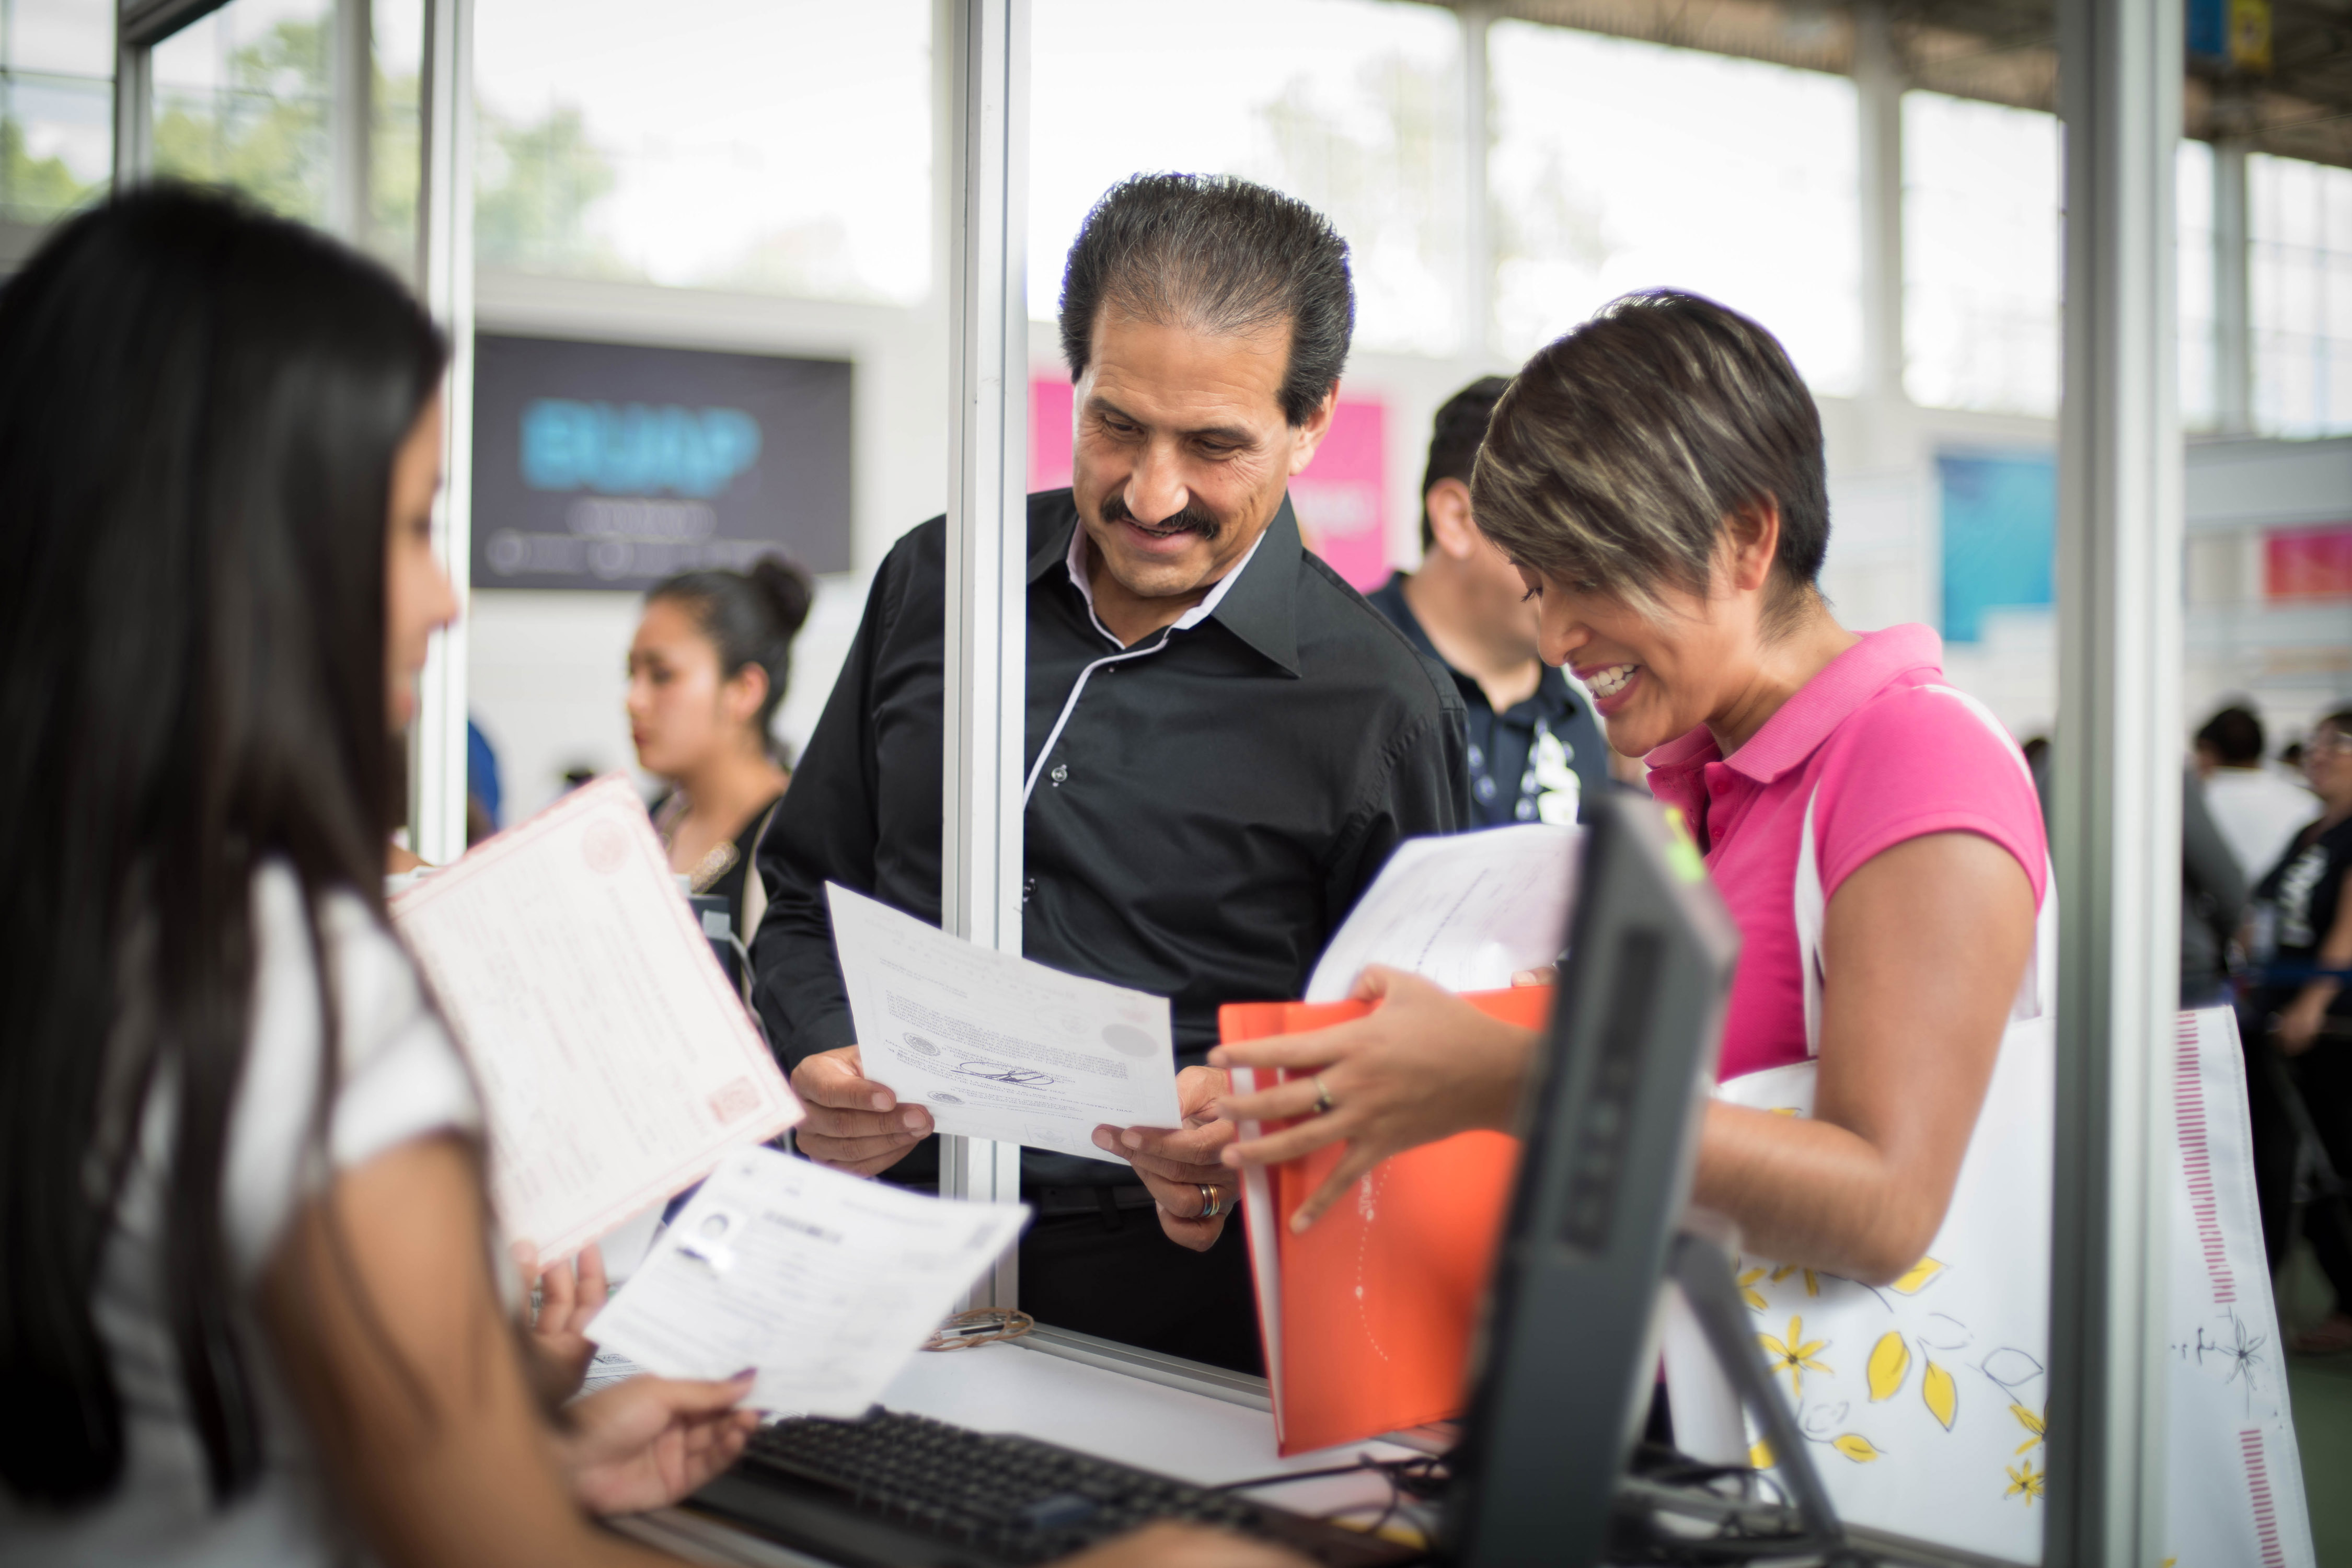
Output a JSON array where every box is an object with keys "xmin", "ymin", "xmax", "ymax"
[
  {"xmin": 589, "ymin": 1146, "xmax": 1028, "ymax": 1416},
  {"xmin": 827, "ymin": 883, "xmax": 1183, "ymax": 1163},
  {"xmin": 391, "ymin": 777, "xmax": 800, "ymax": 1259},
  {"xmin": 1306, "ymin": 824, "xmax": 1581, "ymax": 1002}
]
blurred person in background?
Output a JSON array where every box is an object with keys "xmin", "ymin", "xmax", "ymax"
[
  {"xmin": 1365, "ymin": 376, "xmax": 1609, "ymax": 826},
  {"xmin": 2024, "ymin": 747, "xmax": 2243, "ymax": 1006},
  {"xmin": 628, "ymin": 558, "xmax": 814, "ymax": 942},
  {"xmin": 2249, "ymin": 708, "xmax": 2352, "ymax": 1355},
  {"xmin": 2198, "ymin": 702, "xmax": 2318, "ymax": 883}
]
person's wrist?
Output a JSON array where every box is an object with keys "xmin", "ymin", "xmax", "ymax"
[{"xmin": 1471, "ymin": 1022, "xmax": 1537, "ymax": 1132}]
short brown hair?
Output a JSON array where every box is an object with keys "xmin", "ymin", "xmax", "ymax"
[{"xmin": 1471, "ymin": 291, "xmax": 1829, "ymax": 620}]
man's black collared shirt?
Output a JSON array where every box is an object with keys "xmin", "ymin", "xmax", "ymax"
[
  {"xmin": 1365, "ymin": 570, "xmax": 1610, "ymax": 829},
  {"xmin": 751, "ymin": 490, "xmax": 1467, "ymax": 1105}
]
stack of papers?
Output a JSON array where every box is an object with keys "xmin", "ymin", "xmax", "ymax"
[
  {"xmin": 391, "ymin": 777, "xmax": 801, "ymax": 1259},
  {"xmin": 591, "ymin": 1147, "xmax": 1028, "ymax": 1415},
  {"xmin": 1305, "ymin": 823, "xmax": 1580, "ymax": 1001}
]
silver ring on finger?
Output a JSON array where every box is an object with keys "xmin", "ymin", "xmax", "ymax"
[
  {"xmin": 1311, "ymin": 1075, "xmax": 1336, "ymax": 1116},
  {"xmin": 1196, "ymin": 1183, "xmax": 1224, "ymax": 1220}
]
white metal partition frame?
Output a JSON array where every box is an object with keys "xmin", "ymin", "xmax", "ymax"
[
  {"xmin": 2047, "ymin": 0, "xmax": 2183, "ymax": 1561},
  {"xmin": 2213, "ymin": 133, "xmax": 2254, "ymax": 435},
  {"xmin": 1455, "ymin": 2, "xmax": 1493, "ymax": 362},
  {"xmin": 110, "ymin": 0, "xmax": 222, "ymax": 181},
  {"xmin": 327, "ymin": 0, "xmax": 372, "ymax": 245},
  {"xmin": 939, "ymin": 0, "xmax": 1030, "ymax": 1309},
  {"xmin": 408, "ymin": 0, "xmax": 476, "ymax": 866},
  {"xmin": 1852, "ymin": 0, "xmax": 1905, "ymax": 405}
]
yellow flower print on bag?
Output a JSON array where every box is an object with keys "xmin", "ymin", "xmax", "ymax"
[
  {"xmin": 1759, "ymin": 1316, "xmax": 1832, "ymax": 1398},
  {"xmin": 1922, "ymin": 1360, "xmax": 1959, "ymax": 1429},
  {"xmin": 1866, "ymin": 1331, "xmax": 1911, "ymax": 1401}
]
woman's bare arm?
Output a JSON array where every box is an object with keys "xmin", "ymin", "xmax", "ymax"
[
  {"xmin": 1690, "ymin": 832, "xmax": 2034, "ymax": 1283},
  {"xmin": 259, "ymin": 1134, "xmax": 708, "ymax": 1568}
]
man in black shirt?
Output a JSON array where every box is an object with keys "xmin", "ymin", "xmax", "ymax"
[
  {"xmin": 750, "ymin": 175, "xmax": 1466, "ymax": 1370},
  {"xmin": 1366, "ymin": 377, "xmax": 1610, "ymax": 827}
]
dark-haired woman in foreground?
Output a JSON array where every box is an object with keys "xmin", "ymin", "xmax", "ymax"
[
  {"xmin": 629, "ymin": 558, "xmax": 813, "ymax": 942},
  {"xmin": 0, "ymin": 188, "xmax": 1280, "ymax": 1568},
  {"xmin": 1214, "ymin": 293, "xmax": 2051, "ymax": 1558}
]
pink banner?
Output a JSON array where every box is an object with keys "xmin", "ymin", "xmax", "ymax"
[
  {"xmin": 2265, "ymin": 524, "xmax": 2352, "ymax": 602},
  {"xmin": 1028, "ymin": 374, "xmax": 1393, "ymax": 591}
]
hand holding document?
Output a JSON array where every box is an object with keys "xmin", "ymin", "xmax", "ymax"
[
  {"xmin": 1305, "ymin": 823, "xmax": 1581, "ymax": 1002},
  {"xmin": 391, "ymin": 777, "xmax": 801, "ymax": 1260},
  {"xmin": 588, "ymin": 1146, "xmax": 1028, "ymax": 1416},
  {"xmin": 827, "ymin": 883, "xmax": 1182, "ymax": 1163}
]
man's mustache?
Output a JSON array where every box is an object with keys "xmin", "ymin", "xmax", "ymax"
[{"xmin": 1099, "ymin": 493, "xmax": 1221, "ymax": 540}]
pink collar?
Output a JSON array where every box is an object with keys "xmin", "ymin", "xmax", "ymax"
[{"xmin": 1644, "ymin": 625, "xmax": 1946, "ymax": 783}]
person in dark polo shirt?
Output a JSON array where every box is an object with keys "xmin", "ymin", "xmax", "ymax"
[
  {"xmin": 1366, "ymin": 377, "xmax": 1610, "ymax": 826},
  {"xmin": 748, "ymin": 174, "xmax": 1466, "ymax": 1371}
]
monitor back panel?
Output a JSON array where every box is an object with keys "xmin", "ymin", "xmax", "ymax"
[{"xmin": 1445, "ymin": 797, "xmax": 1740, "ymax": 1568}]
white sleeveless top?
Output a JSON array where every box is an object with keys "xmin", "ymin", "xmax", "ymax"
[{"xmin": 0, "ymin": 863, "xmax": 479, "ymax": 1566}]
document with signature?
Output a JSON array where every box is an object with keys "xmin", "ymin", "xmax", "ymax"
[
  {"xmin": 1306, "ymin": 823, "xmax": 1581, "ymax": 1002},
  {"xmin": 391, "ymin": 777, "xmax": 801, "ymax": 1259},
  {"xmin": 589, "ymin": 1146, "xmax": 1028, "ymax": 1416},
  {"xmin": 827, "ymin": 883, "xmax": 1183, "ymax": 1163}
]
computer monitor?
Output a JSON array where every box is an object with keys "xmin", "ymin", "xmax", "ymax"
[{"xmin": 1443, "ymin": 792, "xmax": 1743, "ymax": 1567}]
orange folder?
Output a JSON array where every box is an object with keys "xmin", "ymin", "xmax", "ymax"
[{"xmin": 1219, "ymin": 985, "xmax": 1551, "ymax": 1456}]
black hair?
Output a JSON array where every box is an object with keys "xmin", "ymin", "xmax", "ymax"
[
  {"xmin": 1421, "ymin": 376, "xmax": 1511, "ymax": 550},
  {"xmin": 1057, "ymin": 172, "xmax": 1354, "ymax": 428},
  {"xmin": 1474, "ymin": 291, "xmax": 1830, "ymax": 629},
  {"xmin": 2195, "ymin": 704, "xmax": 2266, "ymax": 767},
  {"xmin": 645, "ymin": 556, "xmax": 814, "ymax": 763},
  {"xmin": 0, "ymin": 185, "xmax": 446, "ymax": 1508}
]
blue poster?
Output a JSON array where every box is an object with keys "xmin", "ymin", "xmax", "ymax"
[{"xmin": 1938, "ymin": 451, "xmax": 2055, "ymax": 644}]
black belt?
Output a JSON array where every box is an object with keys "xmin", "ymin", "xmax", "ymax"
[{"xmin": 1030, "ymin": 1183, "xmax": 1159, "ymax": 1219}]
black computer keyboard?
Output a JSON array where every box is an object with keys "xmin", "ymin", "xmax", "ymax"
[{"xmin": 689, "ymin": 1407, "xmax": 1422, "ymax": 1568}]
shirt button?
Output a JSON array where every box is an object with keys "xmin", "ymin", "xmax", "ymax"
[{"xmin": 1051, "ymin": 763, "xmax": 1068, "ymax": 786}]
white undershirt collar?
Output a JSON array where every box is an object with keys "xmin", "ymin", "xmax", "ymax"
[{"xmin": 1063, "ymin": 519, "xmax": 1267, "ymax": 650}]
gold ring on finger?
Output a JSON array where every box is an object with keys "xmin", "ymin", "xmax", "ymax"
[
  {"xmin": 1311, "ymin": 1075, "xmax": 1335, "ymax": 1116},
  {"xmin": 1196, "ymin": 1183, "xmax": 1224, "ymax": 1220}
]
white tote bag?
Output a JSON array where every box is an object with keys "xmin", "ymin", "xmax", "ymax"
[{"xmin": 1663, "ymin": 688, "xmax": 2058, "ymax": 1563}]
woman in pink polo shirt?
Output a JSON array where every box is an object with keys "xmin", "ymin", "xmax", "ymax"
[
  {"xmin": 1213, "ymin": 292, "xmax": 2051, "ymax": 1552},
  {"xmin": 1217, "ymin": 289, "xmax": 2045, "ymax": 1277}
]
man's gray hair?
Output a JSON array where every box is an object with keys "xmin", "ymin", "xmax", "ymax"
[{"xmin": 1058, "ymin": 173, "xmax": 1353, "ymax": 428}]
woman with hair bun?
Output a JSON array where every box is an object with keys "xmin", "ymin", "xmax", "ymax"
[{"xmin": 627, "ymin": 557, "xmax": 813, "ymax": 942}]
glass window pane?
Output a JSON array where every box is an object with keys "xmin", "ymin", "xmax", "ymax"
[
  {"xmin": 1030, "ymin": 0, "xmax": 1463, "ymax": 358},
  {"xmin": 2251, "ymin": 151, "xmax": 2352, "ymax": 436},
  {"xmin": 1489, "ymin": 21, "xmax": 1859, "ymax": 393},
  {"xmin": 1, "ymin": 0, "xmax": 111, "ymax": 225},
  {"xmin": 9, "ymin": 0, "xmax": 112, "ymax": 77},
  {"xmin": 2, "ymin": 73, "xmax": 107, "ymax": 220},
  {"xmin": 151, "ymin": 0, "xmax": 335, "ymax": 227},
  {"xmin": 472, "ymin": 0, "xmax": 930, "ymax": 302},
  {"xmin": 1903, "ymin": 91, "xmax": 2060, "ymax": 416}
]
